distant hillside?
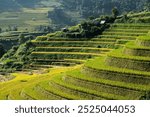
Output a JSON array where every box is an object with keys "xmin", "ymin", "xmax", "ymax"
[
  {"xmin": 0, "ymin": 0, "xmax": 149, "ymax": 31},
  {"xmin": 61, "ymin": 0, "xmax": 149, "ymax": 18},
  {"xmin": 0, "ymin": 0, "xmax": 20, "ymax": 11},
  {"xmin": 0, "ymin": 0, "xmax": 59, "ymax": 11},
  {"xmin": 0, "ymin": 0, "xmax": 149, "ymax": 14}
]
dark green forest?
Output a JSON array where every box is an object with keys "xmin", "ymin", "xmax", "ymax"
[
  {"xmin": 0, "ymin": 0, "xmax": 149, "ymax": 29},
  {"xmin": 61, "ymin": 0, "xmax": 150, "ymax": 17},
  {"xmin": 0, "ymin": 0, "xmax": 150, "ymax": 16}
]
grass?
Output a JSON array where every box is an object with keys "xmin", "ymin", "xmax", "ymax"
[
  {"xmin": 124, "ymin": 41, "xmax": 150, "ymax": 57},
  {"xmin": 31, "ymin": 59, "xmax": 85, "ymax": 66},
  {"xmin": 128, "ymin": 11, "xmax": 150, "ymax": 18},
  {"xmin": 0, "ymin": 11, "xmax": 49, "ymax": 31},
  {"xmin": 91, "ymin": 38, "xmax": 116, "ymax": 42},
  {"xmin": 22, "ymin": 8, "xmax": 53, "ymax": 14},
  {"xmin": 50, "ymin": 75, "xmax": 129, "ymax": 100},
  {"xmin": 0, "ymin": 65, "xmax": 81, "ymax": 99},
  {"xmin": 25, "ymin": 20, "xmax": 49, "ymax": 26},
  {"xmin": 47, "ymin": 38, "xmax": 91, "ymax": 41},
  {"xmin": 64, "ymin": 59, "xmax": 86, "ymax": 63},
  {"xmin": 98, "ymin": 35, "xmax": 136, "ymax": 40},
  {"xmin": 64, "ymin": 76, "xmax": 141, "ymax": 99},
  {"xmin": 46, "ymin": 37, "xmax": 117, "ymax": 42},
  {"xmin": 102, "ymin": 32, "xmax": 146, "ymax": 36},
  {"xmin": 31, "ymin": 52, "xmax": 103, "ymax": 60},
  {"xmin": 84, "ymin": 57, "xmax": 150, "ymax": 76},
  {"xmin": 65, "ymin": 70, "xmax": 146, "ymax": 99},
  {"xmin": 137, "ymin": 36, "xmax": 150, "ymax": 41},
  {"xmin": 35, "ymin": 47, "xmax": 111, "ymax": 53},
  {"xmin": 31, "ymin": 51, "xmax": 102, "ymax": 56},
  {"xmin": 106, "ymin": 49, "xmax": 150, "ymax": 71},
  {"xmin": 125, "ymin": 41, "xmax": 150, "ymax": 49},
  {"xmin": 37, "ymin": 83, "xmax": 73, "ymax": 100},
  {"xmin": 84, "ymin": 56, "xmax": 150, "ymax": 86},
  {"xmin": 33, "ymin": 40, "xmax": 115, "ymax": 44},
  {"xmin": 123, "ymin": 42, "xmax": 150, "ymax": 57},
  {"xmin": 32, "ymin": 41, "xmax": 116, "ymax": 48},
  {"xmin": 67, "ymin": 69, "xmax": 149, "ymax": 91},
  {"xmin": 107, "ymin": 48, "xmax": 150, "ymax": 61},
  {"xmin": 136, "ymin": 36, "xmax": 150, "ymax": 47},
  {"xmin": 22, "ymin": 86, "xmax": 52, "ymax": 100},
  {"xmin": 38, "ymin": 79, "xmax": 94, "ymax": 100},
  {"xmin": 112, "ymin": 23, "xmax": 150, "ymax": 27},
  {"xmin": 0, "ymin": 2, "xmax": 55, "ymax": 32},
  {"xmin": 24, "ymin": 84, "xmax": 68, "ymax": 100},
  {"xmin": 106, "ymin": 29, "xmax": 149, "ymax": 33}
]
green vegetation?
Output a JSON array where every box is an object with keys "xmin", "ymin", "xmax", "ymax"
[
  {"xmin": 112, "ymin": 7, "xmax": 119, "ymax": 18},
  {"xmin": 0, "ymin": 41, "xmax": 35, "ymax": 72},
  {"xmin": 115, "ymin": 11, "xmax": 150, "ymax": 23},
  {"xmin": 0, "ymin": 43, "xmax": 5, "ymax": 57},
  {"xmin": 1, "ymin": 8, "xmax": 150, "ymax": 100},
  {"xmin": 1, "ymin": 22, "xmax": 150, "ymax": 100},
  {"xmin": 124, "ymin": 41, "xmax": 150, "ymax": 57}
]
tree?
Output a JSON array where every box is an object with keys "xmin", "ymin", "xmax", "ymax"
[
  {"xmin": 12, "ymin": 26, "xmax": 18, "ymax": 31},
  {"xmin": 0, "ymin": 28, "xmax": 2, "ymax": 33},
  {"xmin": 18, "ymin": 33, "xmax": 25, "ymax": 44},
  {"xmin": 88, "ymin": 16, "xmax": 95, "ymax": 20},
  {"xmin": 0, "ymin": 43, "xmax": 5, "ymax": 58},
  {"xmin": 145, "ymin": 0, "xmax": 150, "ymax": 11},
  {"xmin": 112, "ymin": 7, "xmax": 119, "ymax": 18},
  {"xmin": 8, "ymin": 25, "xmax": 11, "ymax": 31}
]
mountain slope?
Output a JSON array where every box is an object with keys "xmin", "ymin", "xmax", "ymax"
[
  {"xmin": 1, "ymin": 23, "xmax": 150, "ymax": 99},
  {"xmin": 0, "ymin": 0, "xmax": 149, "ymax": 16},
  {"xmin": 0, "ymin": 0, "xmax": 149, "ymax": 31}
]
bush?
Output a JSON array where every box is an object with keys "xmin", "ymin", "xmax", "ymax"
[
  {"xmin": 3, "ymin": 59, "xmax": 14, "ymax": 68},
  {"xmin": 12, "ymin": 62, "xmax": 23, "ymax": 70},
  {"xmin": 0, "ymin": 43, "xmax": 5, "ymax": 58},
  {"xmin": 97, "ymin": 45, "xmax": 101, "ymax": 48},
  {"xmin": 91, "ymin": 26, "xmax": 101, "ymax": 35}
]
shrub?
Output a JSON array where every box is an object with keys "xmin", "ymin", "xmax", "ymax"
[
  {"xmin": 20, "ymin": 80, "xmax": 28, "ymax": 82},
  {"xmin": 12, "ymin": 62, "xmax": 23, "ymax": 70},
  {"xmin": 97, "ymin": 45, "xmax": 101, "ymax": 48},
  {"xmin": 112, "ymin": 7, "xmax": 119, "ymax": 18},
  {"xmin": 3, "ymin": 59, "xmax": 14, "ymax": 68},
  {"xmin": 0, "ymin": 43, "xmax": 5, "ymax": 58}
]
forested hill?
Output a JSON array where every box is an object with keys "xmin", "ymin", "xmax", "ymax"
[
  {"xmin": 0, "ymin": 0, "xmax": 150, "ymax": 15},
  {"xmin": 61, "ymin": 0, "xmax": 150, "ymax": 18},
  {"xmin": 0, "ymin": 0, "xmax": 149, "ymax": 30}
]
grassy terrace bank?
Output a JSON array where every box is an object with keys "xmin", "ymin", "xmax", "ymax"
[{"xmin": 30, "ymin": 23, "xmax": 150, "ymax": 67}]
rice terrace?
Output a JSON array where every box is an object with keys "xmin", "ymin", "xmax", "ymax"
[{"xmin": 0, "ymin": 0, "xmax": 150, "ymax": 100}]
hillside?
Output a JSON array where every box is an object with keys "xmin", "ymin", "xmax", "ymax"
[
  {"xmin": 0, "ymin": 11, "xmax": 150, "ymax": 100},
  {"xmin": 0, "ymin": 0, "xmax": 61, "ymax": 32},
  {"xmin": 0, "ymin": 0, "xmax": 59, "ymax": 11},
  {"xmin": 1, "ymin": 0, "xmax": 149, "ymax": 15},
  {"xmin": 0, "ymin": 0, "xmax": 150, "ymax": 31}
]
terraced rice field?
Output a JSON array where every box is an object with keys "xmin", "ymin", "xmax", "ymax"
[
  {"xmin": 30, "ymin": 23, "xmax": 150, "ymax": 68},
  {"xmin": 0, "ymin": 66, "xmax": 80, "ymax": 100},
  {"xmin": 1, "ymin": 23, "xmax": 150, "ymax": 100},
  {"xmin": 35, "ymin": 34, "xmax": 150, "ymax": 100},
  {"xmin": 128, "ymin": 12, "xmax": 150, "ymax": 23}
]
